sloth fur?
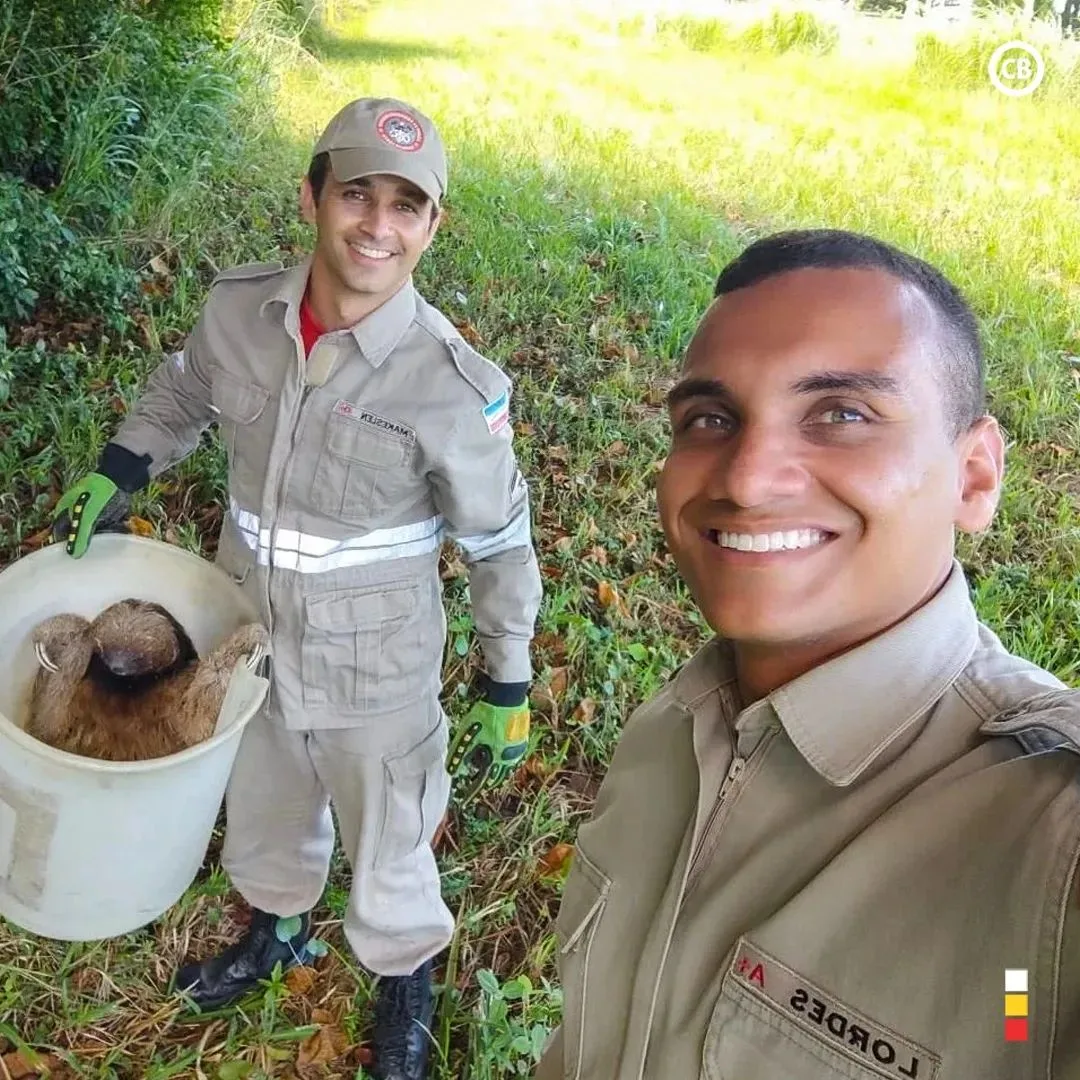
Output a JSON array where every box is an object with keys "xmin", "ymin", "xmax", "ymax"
[{"xmin": 24, "ymin": 598, "xmax": 268, "ymax": 762}]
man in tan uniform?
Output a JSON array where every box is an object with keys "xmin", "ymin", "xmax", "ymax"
[
  {"xmin": 535, "ymin": 228, "xmax": 1080, "ymax": 1080},
  {"xmin": 51, "ymin": 98, "xmax": 543, "ymax": 1080}
]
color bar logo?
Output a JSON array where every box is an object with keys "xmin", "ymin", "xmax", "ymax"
[{"xmin": 1005, "ymin": 969, "xmax": 1028, "ymax": 1041}]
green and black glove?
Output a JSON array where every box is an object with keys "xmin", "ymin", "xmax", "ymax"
[
  {"xmin": 52, "ymin": 442, "xmax": 152, "ymax": 558},
  {"xmin": 448, "ymin": 673, "xmax": 531, "ymax": 804}
]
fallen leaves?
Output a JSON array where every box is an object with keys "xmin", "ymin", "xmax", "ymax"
[
  {"xmin": 1, "ymin": 1050, "xmax": 63, "ymax": 1078},
  {"xmin": 571, "ymin": 698, "xmax": 597, "ymax": 726},
  {"xmin": 284, "ymin": 965, "xmax": 317, "ymax": 996},
  {"xmin": 297, "ymin": 1010, "xmax": 350, "ymax": 1067},
  {"xmin": 538, "ymin": 842, "xmax": 575, "ymax": 880},
  {"xmin": 521, "ymin": 756, "xmax": 554, "ymax": 781},
  {"xmin": 547, "ymin": 666, "xmax": 569, "ymax": 700},
  {"xmin": 596, "ymin": 580, "xmax": 631, "ymax": 619},
  {"xmin": 126, "ymin": 516, "xmax": 154, "ymax": 537},
  {"xmin": 20, "ymin": 525, "xmax": 53, "ymax": 553}
]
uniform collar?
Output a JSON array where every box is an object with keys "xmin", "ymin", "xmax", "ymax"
[
  {"xmin": 260, "ymin": 258, "xmax": 417, "ymax": 368},
  {"xmin": 346, "ymin": 277, "xmax": 417, "ymax": 367},
  {"xmin": 678, "ymin": 559, "xmax": 980, "ymax": 787}
]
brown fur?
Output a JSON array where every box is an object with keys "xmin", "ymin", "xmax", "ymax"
[{"xmin": 24, "ymin": 599, "xmax": 269, "ymax": 762}]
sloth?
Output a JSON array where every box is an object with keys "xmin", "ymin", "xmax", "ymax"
[{"xmin": 23, "ymin": 598, "xmax": 269, "ymax": 762}]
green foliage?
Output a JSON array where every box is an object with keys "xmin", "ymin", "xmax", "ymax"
[
  {"xmin": 914, "ymin": 22, "xmax": 1080, "ymax": 95},
  {"xmin": 0, "ymin": 0, "xmax": 271, "ymax": 329},
  {"xmin": 465, "ymin": 971, "xmax": 561, "ymax": 1078},
  {"xmin": 659, "ymin": 8, "xmax": 838, "ymax": 57},
  {"xmin": 0, "ymin": 175, "xmax": 137, "ymax": 327},
  {"xmin": 740, "ymin": 8, "xmax": 840, "ymax": 54},
  {"xmin": 657, "ymin": 14, "xmax": 738, "ymax": 53}
]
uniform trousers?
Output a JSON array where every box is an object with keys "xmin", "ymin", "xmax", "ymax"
[{"xmin": 220, "ymin": 694, "xmax": 454, "ymax": 977}]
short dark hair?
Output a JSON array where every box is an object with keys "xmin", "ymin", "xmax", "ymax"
[
  {"xmin": 305, "ymin": 151, "xmax": 439, "ymax": 222},
  {"xmin": 307, "ymin": 151, "xmax": 331, "ymax": 202},
  {"xmin": 712, "ymin": 229, "xmax": 986, "ymax": 438}
]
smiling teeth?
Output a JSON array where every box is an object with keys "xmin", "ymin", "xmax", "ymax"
[
  {"xmin": 716, "ymin": 529, "xmax": 827, "ymax": 552},
  {"xmin": 352, "ymin": 243, "xmax": 392, "ymax": 260}
]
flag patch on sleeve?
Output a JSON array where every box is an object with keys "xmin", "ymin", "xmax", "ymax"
[{"xmin": 483, "ymin": 390, "xmax": 510, "ymax": 434}]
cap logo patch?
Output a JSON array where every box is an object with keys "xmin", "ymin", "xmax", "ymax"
[{"xmin": 376, "ymin": 110, "xmax": 424, "ymax": 152}]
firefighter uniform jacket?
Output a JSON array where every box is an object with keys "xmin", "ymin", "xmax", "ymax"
[
  {"xmin": 535, "ymin": 561, "xmax": 1080, "ymax": 1080},
  {"xmin": 111, "ymin": 258, "xmax": 543, "ymax": 730}
]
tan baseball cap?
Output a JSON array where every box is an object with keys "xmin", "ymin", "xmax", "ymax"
[{"xmin": 313, "ymin": 97, "xmax": 447, "ymax": 206}]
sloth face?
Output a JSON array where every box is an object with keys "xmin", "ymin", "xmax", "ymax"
[{"xmin": 90, "ymin": 599, "xmax": 196, "ymax": 678}]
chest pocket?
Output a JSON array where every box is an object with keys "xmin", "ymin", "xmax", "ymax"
[
  {"xmin": 703, "ymin": 938, "xmax": 941, "ymax": 1080},
  {"xmin": 310, "ymin": 407, "xmax": 418, "ymax": 528},
  {"xmin": 211, "ymin": 367, "xmax": 273, "ymax": 508},
  {"xmin": 555, "ymin": 847, "xmax": 611, "ymax": 1080}
]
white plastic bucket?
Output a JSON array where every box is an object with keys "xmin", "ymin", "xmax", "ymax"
[{"xmin": 0, "ymin": 533, "xmax": 269, "ymax": 941}]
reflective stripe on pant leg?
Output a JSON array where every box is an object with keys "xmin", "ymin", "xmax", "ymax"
[
  {"xmin": 310, "ymin": 700, "xmax": 455, "ymax": 977},
  {"xmin": 220, "ymin": 705, "xmax": 336, "ymax": 917}
]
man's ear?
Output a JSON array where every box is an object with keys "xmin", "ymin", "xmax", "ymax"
[
  {"xmin": 299, "ymin": 177, "xmax": 317, "ymax": 226},
  {"xmin": 955, "ymin": 414, "xmax": 1005, "ymax": 535}
]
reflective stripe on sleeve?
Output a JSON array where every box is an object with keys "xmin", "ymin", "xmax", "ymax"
[{"xmin": 453, "ymin": 505, "xmax": 533, "ymax": 561}]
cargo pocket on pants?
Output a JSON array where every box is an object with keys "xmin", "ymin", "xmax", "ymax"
[
  {"xmin": 375, "ymin": 721, "xmax": 449, "ymax": 871},
  {"xmin": 555, "ymin": 847, "xmax": 611, "ymax": 1080}
]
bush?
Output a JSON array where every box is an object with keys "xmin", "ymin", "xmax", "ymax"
[
  {"xmin": 0, "ymin": 175, "xmax": 137, "ymax": 328},
  {"xmin": 656, "ymin": 15, "xmax": 738, "ymax": 53},
  {"xmin": 913, "ymin": 19, "xmax": 1079, "ymax": 95},
  {"xmin": 740, "ymin": 9, "xmax": 839, "ymax": 56},
  {"xmin": 0, "ymin": 0, "xmax": 279, "ymax": 330},
  {"xmin": 657, "ymin": 9, "xmax": 838, "ymax": 59}
]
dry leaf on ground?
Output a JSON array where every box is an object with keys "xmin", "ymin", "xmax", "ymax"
[
  {"xmin": 548, "ymin": 667, "xmax": 569, "ymax": 700},
  {"xmin": 572, "ymin": 698, "xmax": 596, "ymax": 725},
  {"xmin": 539, "ymin": 842, "xmax": 574, "ymax": 878},
  {"xmin": 297, "ymin": 1016, "xmax": 350, "ymax": 1067},
  {"xmin": 285, "ymin": 965, "xmax": 317, "ymax": 996},
  {"xmin": 127, "ymin": 516, "xmax": 154, "ymax": 537}
]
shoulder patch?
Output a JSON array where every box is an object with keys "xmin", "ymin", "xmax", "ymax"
[
  {"xmin": 482, "ymin": 388, "xmax": 511, "ymax": 434},
  {"xmin": 981, "ymin": 688, "xmax": 1080, "ymax": 756},
  {"xmin": 211, "ymin": 261, "xmax": 285, "ymax": 286}
]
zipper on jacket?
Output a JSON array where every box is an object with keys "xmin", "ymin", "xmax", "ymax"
[
  {"xmin": 629, "ymin": 748, "xmax": 752, "ymax": 1080},
  {"xmin": 263, "ymin": 334, "xmax": 315, "ymax": 638},
  {"xmin": 684, "ymin": 752, "xmax": 747, "ymax": 890}
]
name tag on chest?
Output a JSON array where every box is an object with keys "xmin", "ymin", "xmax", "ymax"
[
  {"xmin": 729, "ymin": 939, "xmax": 940, "ymax": 1080},
  {"xmin": 333, "ymin": 399, "xmax": 415, "ymax": 443}
]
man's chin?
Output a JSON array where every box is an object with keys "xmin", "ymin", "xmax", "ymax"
[{"xmin": 694, "ymin": 591, "xmax": 832, "ymax": 648}]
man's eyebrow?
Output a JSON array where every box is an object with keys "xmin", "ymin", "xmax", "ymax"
[
  {"xmin": 665, "ymin": 370, "xmax": 903, "ymax": 409},
  {"xmin": 665, "ymin": 378, "xmax": 731, "ymax": 409},
  {"xmin": 341, "ymin": 177, "xmax": 429, "ymax": 204},
  {"xmin": 791, "ymin": 370, "xmax": 903, "ymax": 395}
]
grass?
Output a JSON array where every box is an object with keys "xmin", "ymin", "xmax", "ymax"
[{"xmin": 1, "ymin": 0, "xmax": 1078, "ymax": 1076}]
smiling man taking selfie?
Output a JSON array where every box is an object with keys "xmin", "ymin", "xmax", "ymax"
[{"xmin": 535, "ymin": 228, "xmax": 1080, "ymax": 1080}]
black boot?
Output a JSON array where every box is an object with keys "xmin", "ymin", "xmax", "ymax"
[
  {"xmin": 370, "ymin": 958, "xmax": 436, "ymax": 1080},
  {"xmin": 172, "ymin": 907, "xmax": 313, "ymax": 1011}
]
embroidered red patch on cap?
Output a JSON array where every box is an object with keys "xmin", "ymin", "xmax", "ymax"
[{"xmin": 376, "ymin": 110, "xmax": 424, "ymax": 152}]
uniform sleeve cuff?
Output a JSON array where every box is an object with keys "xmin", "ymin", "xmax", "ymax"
[
  {"xmin": 97, "ymin": 441, "xmax": 152, "ymax": 493},
  {"xmin": 482, "ymin": 675, "xmax": 530, "ymax": 707},
  {"xmin": 479, "ymin": 637, "xmax": 534, "ymax": 687}
]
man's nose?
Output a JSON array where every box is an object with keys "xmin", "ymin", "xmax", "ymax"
[
  {"xmin": 360, "ymin": 201, "xmax": 394, "ymax": 240},
  {"xmin": 713, "ymin": 424, "xmax": 809, "ymax": 508}
]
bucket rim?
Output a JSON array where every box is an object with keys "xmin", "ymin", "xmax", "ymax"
[{"xmin": 0, "ymin": 533, "xmax": 267, "ymax": 773}]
